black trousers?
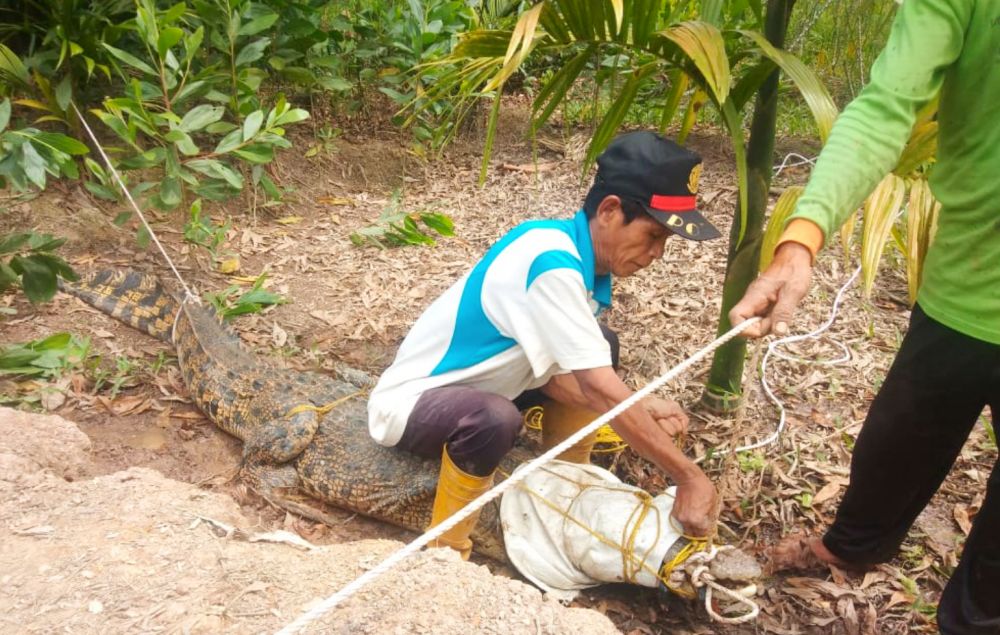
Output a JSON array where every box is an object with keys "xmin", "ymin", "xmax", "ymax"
[
  {"xmin": 823, "ymin": 305, "xmax": 1000, "ymax": 635},
  {"xmin": 396, "ymin": 325, "xmax": 620, "ymax": 477}
]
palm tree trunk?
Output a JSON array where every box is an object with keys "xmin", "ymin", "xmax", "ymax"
[{"xmin": 701, "ymin": 0, "xmax": 797, "ymax": 412}]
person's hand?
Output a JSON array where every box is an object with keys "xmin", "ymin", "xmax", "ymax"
[
  {"xmin": 644, "ymin": 397, "xmax": 688, "ymax": 437},
  {"xmin": 671, "ymin": 469, "xmax": 718, "ymax": 538},
  {"xmin": 730, "ymin": 241, "xmax": 814, "ymax": 338}
]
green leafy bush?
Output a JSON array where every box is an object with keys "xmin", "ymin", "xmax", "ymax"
[
  {"xmin": 0, "ymin": 97, "xmax": 89, "ymax": 191},
  {"xmin": 350, "ymin": 189, "xmax": 454, "ymax": 248},
  {"xmin": 89, "ymin": 0, "xmax": 309, "ymax": 210},
  {"xmin": 183, "ymin": 198, "xmax": 230, "ymax": 256},
  {"xmin": 205, "ymin": 272, "xmax": 286, "ymax": 319},
  {"xmin": 377, "ymin": 0, "xmax": 478, "ymax": 153},
  {"xmin": 0, "ymin": 1, "xmax": 131, "ymax": 126},
  {"xmin": 0, "ymin": 231, "xmax": 77, "ymax": 304},
  {"xmin": 261, "ymin": 1, "xmax": 356, "ymax": 94},
  {"xmin": 265, "ymin": 0, "xmax": 475, "ymax": 152},
  {"xmin": 0, "ymin": 333, "xmax": 90, "ymax": 380},
  {"xmin": 0, "ymin": 0, "xmax": 487, "ymax": 206}
]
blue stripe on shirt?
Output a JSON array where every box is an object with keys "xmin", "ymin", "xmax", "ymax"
[
  {"xmin": 430, "ymin": 210, "xmax": 611, "ymax": 376},
  {"xmin": 526, "ymin": 250, "xmax": 583, "ymax": 290}
]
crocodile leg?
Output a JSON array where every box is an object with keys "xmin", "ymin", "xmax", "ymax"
[
  {"xmin": 238, "ymin": 461, "xmax": 340, "ymax": 526},
  {"xmin": 242, "ymin": 409, "xmax": 320, "ymax": 465},
  {"xmin": 265, "ymin": 495, "xmax": 350, "ymax": 527},
  {"xmin": 240, "ymin": 460, "xmax": 300, "ymax": 497}
]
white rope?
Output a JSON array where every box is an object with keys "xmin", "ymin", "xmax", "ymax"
[
  {"xmin": 274, "ymin": 316, "xmax": 761, "ymax": 635},
  {"xmin": 713, "ymin": 265, "xmax": 861, "ymax": 457},
  {"xmin": 705, "ymin": 150, "xmax": 856, "ymax": 457},
  {"xmin": 773, "ymin": 152, "xmax": 816, "ymax": 177},
  {"xmin": 71, "ymin": 103, "xmax": 199, "ymax": 303},
  {"xmin": 680, "ymin": 545, "xmax": 760, "ymax": 625}
]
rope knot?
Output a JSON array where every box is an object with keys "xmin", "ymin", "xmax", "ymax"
[{"xmin": 661, "ymin": 543, "xmax": 760, "ymax": 625}]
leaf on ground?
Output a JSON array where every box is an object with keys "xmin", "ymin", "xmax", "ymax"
[
  {"xmin": 247, "ymin": 530, "xmax": 315, "ymax": 551},
  {"xmin": 271, "ymin": 322, "xmax": 288, "ymax": 348},
  {"xmin": 953, "ymin": 503, "xmax": 975, "ymax": 536},
  {"xmin": 859, "ymin": 570, "xmax": 889, "ymax": 590},
  {"xmin": 787, "ymin": 577, "xmax": 865, "ymax": 600},
  {"xmin": 111, "ymin": 395, "xmax": 152, "ymax": 415},
  {"xmin": 14, "ymin": 525, "xmax": 55, "ymax": 536},
  {"xmin": 241, "ymin": 229, "xmax": 266, "ymax": 249},
  {"xmin": 862, "ymin": 602, "xmax": 879, "ymax": 635},
  {"xmin": 308, "ymin": 310, "xmax": 344, "ymax": 327},
  {"xmin": 40, "ymin": 380, "xmax": 68, "ymax": 411},
  {"xmin": 317, "ymin": 197, "xmax": 354, "ymax": 206},
  {"xmin": 885, "ymin": 591, "xmax": 911, "ymax": 610},
  {"xmin": 499, "ymin": 161, "xmax": 559, "ymax": 173},
  {"xmin": 218, "ymin": 257, "xmax": 241, "ymax": 274},
  {"xmin": 814, "ymin": 477, "xmax": 849, "ymax": 505},
  {"xmin": 838, "ymin": 596, "xmax": 859, "ymax": 635}
]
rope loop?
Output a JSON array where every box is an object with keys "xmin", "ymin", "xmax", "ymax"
[
  {"xmin": 522, "ymin": 404, "xmax": 627, "ymax": 454},
  {"xmin": 676, "ymin": 545, "xmax": 761, "ymax": 624},
  {"xmin": 286, "ymin": 391, "xmax": 363, "ymax": 417}
]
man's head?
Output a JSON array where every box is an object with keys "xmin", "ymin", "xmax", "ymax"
[{"xmin": 584, "ymin": 131, "xmax": 720, "ymax": 277}]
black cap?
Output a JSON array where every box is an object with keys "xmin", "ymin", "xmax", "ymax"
[{"xmin": 594, "ymin": 131, "xmax": 721, "ymax": 241}]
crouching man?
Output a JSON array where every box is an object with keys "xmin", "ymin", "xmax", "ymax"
[{"xmin": 368, "ymin": 131, "xmax": 721, "ymax": 558}]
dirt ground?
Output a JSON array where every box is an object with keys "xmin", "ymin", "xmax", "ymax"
[
  {"xmin": 1, "ymin": 103, "xmax": 995, "ymax": 634},
  {"xmin": 0, "ymin": 407, "xmax": 619, "ymax": 634}
]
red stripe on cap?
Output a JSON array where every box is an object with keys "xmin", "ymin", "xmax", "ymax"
[{"xmin": 649, "ymin": 194, "xmax": 696, "ymax": 211}]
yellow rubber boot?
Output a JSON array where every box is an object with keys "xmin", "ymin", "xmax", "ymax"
[
  {"xmin": 541, "ymin": 400, "xmax": 599, "ymax": 464},
  {"xmin": 428, "ymin": 447, "xmax": 495, "ymax": 560}
]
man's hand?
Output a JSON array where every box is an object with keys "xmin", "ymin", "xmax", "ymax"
[
  {"xmin": 671, "ymin": 470, "xmax": 718, "ymax": 538},
  {"xmin": 569, "ymin": 367, "xmax": 717, "ymax": 537},
  {"xmin": 730, "ymin": 242, "xmax": 814, "ymax": 338},
  {"xmin": 644, "ymin": 397, "xmax": 688, "ymax": 437}
]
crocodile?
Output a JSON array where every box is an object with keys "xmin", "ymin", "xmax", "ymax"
[
  {"xmin": 60, "ymin": 269, "xmax": 515, "ymax": 559},
  {"xmin": 61, "ymin": 269, "xmax": 764, "ymax": 594}
]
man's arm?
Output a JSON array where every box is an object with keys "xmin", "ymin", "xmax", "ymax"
[
  {"xmin": 543, "ymin": 371, "xmax": 689, "ymax": 436},
  {"xmin": 556, "ymin": 366, "xmax": 717, "ymax": 537},
  {"xmin": 503, "ymin": 264, "xmax": 716, "ymax": 533},
  {"xmin": 732, "ymin": 0, "xmax": 972, "ymax": 337}
]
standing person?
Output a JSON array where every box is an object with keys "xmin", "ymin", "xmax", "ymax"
[
  {"xmin": 730, "ymin": 1, "xmax": 999, "ymax": 633},
  {"xmin": 368, "ymin": 131, "xmax": 722, "ymax": 559}
]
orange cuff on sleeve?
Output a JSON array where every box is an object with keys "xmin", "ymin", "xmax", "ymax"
[{"xmin": 776, "ymin": 219, "xmax": 824, "ymax": 261}]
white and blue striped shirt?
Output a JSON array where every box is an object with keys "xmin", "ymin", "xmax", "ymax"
[{"xmin": 368, "ymin": 210, "xmax": 613, "ymax": 446}]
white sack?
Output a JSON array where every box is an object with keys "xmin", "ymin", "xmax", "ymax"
[{"xmin": 500, "ymin": 460, "xmax": 683, "ymax": 601}]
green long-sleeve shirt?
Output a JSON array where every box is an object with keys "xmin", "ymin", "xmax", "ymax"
[{"xmin": 788, "ymin": 0, "xmax": 1000, "ymax": 344}]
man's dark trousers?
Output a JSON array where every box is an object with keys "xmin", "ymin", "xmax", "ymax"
[
  {"xmin": 395, "ymin": 324, "xmax": 620, "ymax": 477},
  {"xmin": 822, "ymin": 305, "xmax": 999, "ymax": 634}
]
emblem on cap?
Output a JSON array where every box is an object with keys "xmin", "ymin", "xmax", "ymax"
[{"xmin": 687, "ymin": 163, "xmax": 702, "ymax": 195}]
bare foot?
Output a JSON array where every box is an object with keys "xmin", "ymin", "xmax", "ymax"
[{"xmin": 766, "ymin": 533, "xmax": 859, "ymax": 574}]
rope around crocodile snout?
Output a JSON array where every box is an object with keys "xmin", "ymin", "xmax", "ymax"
[{"xmin": 672, "ymin": 544, "xmax": 761, "ymax": 624}]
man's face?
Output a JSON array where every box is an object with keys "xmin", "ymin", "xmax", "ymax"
[{"xmin": 594, "ymin": 197, "xmax": 672, "ymax": 277}]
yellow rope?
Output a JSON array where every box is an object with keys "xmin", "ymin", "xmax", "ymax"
[
  {"xmin": 658, "ymin": 536, "xmax": 708, "ymax": 599},
  {"xmin": 523, "ymin": 406, "xmax": 545, "ymax": 430},
  {"xmin": 286, "ymin": 391, "xmax": 363, "ymax": 417},
  {"xmin": 594, "ymin": 425, "xmax": 628, "ymax": 453},
  {"xmin": 521, "ymin": 405, "xmax": 628, "ymax": 454}
]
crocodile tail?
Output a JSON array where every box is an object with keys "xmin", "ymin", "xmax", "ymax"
[{"xmin": 59, "ymin": 269, "xmax": 179, "ymax": 343}]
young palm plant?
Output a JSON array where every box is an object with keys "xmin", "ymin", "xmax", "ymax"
[{"xmin": 409, "ymin": 0, "xmax": 838, "ymax": 409}]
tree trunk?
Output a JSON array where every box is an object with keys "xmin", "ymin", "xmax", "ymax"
[{"xmin": 700, "ymin": 0, "xmax": 797, "ymax": 412}]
